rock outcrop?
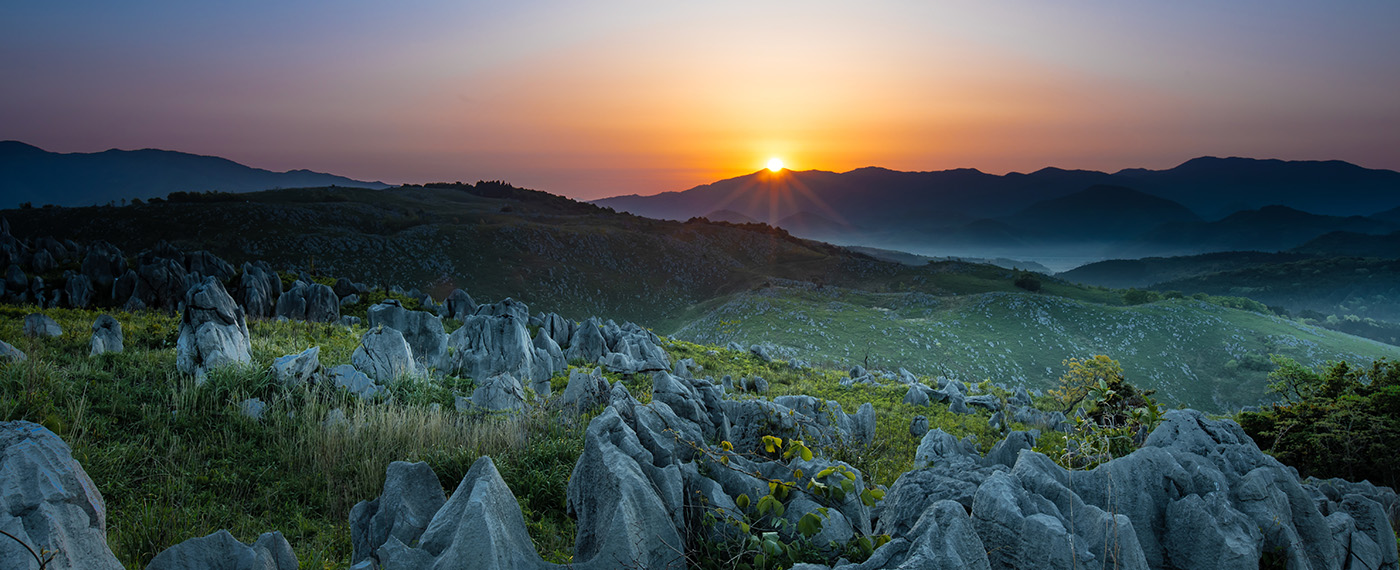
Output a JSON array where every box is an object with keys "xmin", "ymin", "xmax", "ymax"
[
  {"xmin": 24, "ymin": 313, "xmax": 62, "ymax": 338},
  {"xmin": 349, "ymin": 461, "xmax": 447, "ymax": 565},
  {"xmin": 144, "ymin": 529, "xmax": 298, "ymax": 570},
  {"xmin": 367, "ymin": 301, "xmax": 448, "ymax": 372},
  {"xmin": 447, "ymin": 311, "xmax": 563, "ymax": 384},
  {"xmin": 175, "ymin": 277, "xmax": 252, "ymax": 377},
  {"xmin": 275, "ymin": 281, "xmax": 340, "ymax": 323},
  {"xmin": 237, "ymin": 262, "xmax": 282, "ymax": 319},
  {"xmin": 270, "ymin": 346, "xmax": 321, "ymax": 387},
  {"xmin": 89, "ymin": 314, "xmax": 123, "ymax": 355},
  {"xmin": 352, "ymin": 326, "xmax": 423, "ymax": 383},
  {"xmin": 0, "ymin": 421, "xmax": 123, "ymax": 570}
]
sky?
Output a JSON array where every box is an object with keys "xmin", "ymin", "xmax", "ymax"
[{"xmin": 3, "ymin": 0, "xmax": 1399, "ymax": 201}]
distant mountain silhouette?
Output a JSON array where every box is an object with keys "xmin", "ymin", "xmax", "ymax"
[
  {"xmin": 0, "ymin": 141, "xmax": 390, "ymax": 207},
  {"xmin": 1372, "ymin": 205, "xmax": 1400, "ymax": 225},
  {"xmin": 1130, "ymin": 205, "xmax": 1398, "ymax": 255},
  {"xmin": 1057, "ymin": 251, "xmax": 1311, "ymax": 289},
  {"xmin": 701, "ymin": 209, "xmax": 758, "ymax": 224},
  {"xmin": 1002, "ymin": 185, "xmax": 1199, "ymax": 241},
  {"xmin": 1291, "ymin": 230, "xmax": 1400, "ymax": 258},
  {"xmin": 774, "ymin": 211, "xmax": 853, "ymax": 237},
  {"xmin": 1114, "ymin": 156, "xmax": 1400, "ymax": 219}
]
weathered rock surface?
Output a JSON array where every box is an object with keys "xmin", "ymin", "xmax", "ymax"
[
  {"xmin": 561, "ymin": 367, "xmax": 610, "ymax": 411},
  {"xmin": 80, "ymin": 241, "xmax": 126, "ymax": 295},
  {"xmin": 275, "ymin": 281, "xmax": 339, "ymax": 323},
  {"xmin": 133, "ymin": 257, "xmax": 189, "ymax": 312},
  {"xmin": 175, "ymin": 277, "xmax": 252, "ymax": 376},
  {"xmin": 350, "ymin": 461, "xmax": 447, "ymax": 565},
  {"xmin": 367, "ymin": 302, "xmax": 448, "ymax": 372},
  {"xmin": 63, "ymin": 274, "xmax": 95, "ymax": 308},
  {"xmin": 444, "ymin": 288, "xmax": 476, "ymax": 320},
  {"xmin": 447, "ymin": 312, "xmax": 562, "ymax": 383},
  {"xmin": 0, "ymin": 421, "xmax": 123, "ymax": 570},
  {"xmin": 352, "ymin": 327, "xmax": 422, "ymax": 383},
  {"xmin": 237, "ymin": 262, "xmax": 282, "ymax": 319},
  {"xmin": 0, "ymin": 338, "xmax": 24, "ymax": 361},
  {"xmin": 470, "ymin": 374, "xmax": 527, "ymax": 412},
  {"xmin": 145, "ymin": 529, "xmax": 298, "ymax": 570},
  {"xmin": 270, "ymin": 346, "xmax": 321, "ymax": 387},
  {"xmin": 24, "ymin": 313, "xmax": 62, "ymax": 338},
  {"xmin": 89, "ymin": 314, "xmax": 123, "ymax": 355},
  {"xmin": 328, "ymin": 364, "xmax": 386, "ymax": 400}
]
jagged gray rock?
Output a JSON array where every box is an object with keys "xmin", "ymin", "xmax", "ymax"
[
  {"xmin": 327, "ymin": 364, "xmax": 386, "ymax": 400},
  {"xmin": 270, "ymin": 346, "xmax": 321, "ymax": 387},
  {"xmin": 89, "ymin": 314, "xmax": 123, "ymax": 355},
  {"xmin": 352, "ymin": 327, "xmax": 422, "ymax": 383},
  {"xmin": 840, "ymin": 500, "xmax": 990, "ymax": 570},
  {"xmin": 444, "ymin": 288, "xmax": 476, "ymax": 320},
  {"xmin": 275, "ymin": 281, "xmax": 340, "ymax": 323},
  {"xmin": 448, "ymin": 313, "xmax": 561, "ymax": 384},
  {"xmin": 175, "ymin": 278, "xmax": 252, "ymax": 376},
  {"xmin": 236, "ymin": 262, "xmax": 282, "ymax": 318},
  {"xmin": 910, "ymin": 415, "xmax": 929, "ymax": 437},
  {"xmin": 63, "ymin": 274, "xmax": 94, "ymax": 308},
  {"xmin": 0, "ymin": 339, "xmax": 24, "ymax": 362},
  {"xmin": 564, "ymin": 318, "xmax": 607, "ymax": 363},
  {"xmin": 240, "ymin": 398, "xmax": 267, "ymax": 421},
  {"xmin": 474, "ymin": 297, "xmax": 529, "ymax": 320},
  {"xmin": 0, "ymin": 421, "xmax": 124, "ymax": 570},
  {"xmin": 368, "ymin": 302, "xmax": 448, "ymax": 371},
  {"xmin": 350, "ymin": 461, "xmax": 447, "ymax": 565},
  {"xmin": 183, "ymin": 251, "xmax": 236, "ymax": 282},
  {"xmin": 407, "ymin": 456, "xmax": 549, "ymax": 570},
  {"xmin": 470, "ymin": 374, "xmax": 527, "ymax": 412},
  {"xmin": 561, "ymin": 367, "xmax": 609, "ymax": 411},
  {"xmin": 145, "ymin": 529, "xmax": 298, "ymax": 570},
  {"xmin": 80, "ymin": 241, "xmax": 126, "ymax": 295},
  {"xmin": 24, "ymin": 313, "xmax": 62, "ymax": 338},
  {"xmin": 133, "ymin": 257, "xmax": 189, "ymax": 312}
]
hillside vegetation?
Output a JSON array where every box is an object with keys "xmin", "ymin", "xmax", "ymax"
[{"xmin": 672, "ymin": 285, "xmax": 1398, "ymax": 411}]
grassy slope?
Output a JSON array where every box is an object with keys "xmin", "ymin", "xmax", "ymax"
[
  {"xmin": 1, "ymin": 305, "xmax": 1042, "ymax": 569},
  {"xmin": 671, "ymin": 286, "xmax": 1398, "ymax": 412},
  {"xmin": 0, "ymin": 184, "xmax": 1120, "ymax": 332}
]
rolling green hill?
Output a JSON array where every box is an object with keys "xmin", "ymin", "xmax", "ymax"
[{"xmin": 672, "ymin": 285, "xmax": 1398, "ymax": 412}]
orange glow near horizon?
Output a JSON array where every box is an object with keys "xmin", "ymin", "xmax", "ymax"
[{"xmin": 766, "ymin": 157, "xmax": 784, "ymax": 172}]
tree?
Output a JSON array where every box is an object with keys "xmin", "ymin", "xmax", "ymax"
[
  {"xmin": 1049, "ymin": 355, "xmax": 1124, "ymax": 413},
  {"xmin": 1239, "ymin": 358, "xmax": 1400, "ymax": 488},
  {"xmin": 1013, "ymin": 272, "xmax": 1041, "ymax": 292},
  {"xmin": 1123, "ymin": 289, "xmax": 1160, "ymax": 305}
]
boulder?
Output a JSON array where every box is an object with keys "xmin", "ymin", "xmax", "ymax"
[
  {"xmin": 352, "ymin": 327, "xmax": 423, "ymax": 383},
  {"xmin": 0, "ymin": 339, "xmax": 24, "ymax": 362},
  {"xmin": 63, "ymin": 274, "xmax": 94, "ymax": 308},
  {"xmin": 448, "ymin": 313, "xmax": 561, "ymax": 383},
  {"xmin": 0, "ymin": 421, "xmax": 124, "ymax": 570},
  {"xmin": 562, "ymin": 368, "xmax": 610, "ymax": 412},
  {"xmin": 564, "ymin": 319, "xmax": 607, "ymax": 363},
  {"xmin": 404, "ymin": 456, "xmax": 549, "ymax": 570},
  {"xmin": 903, "ymin": 384, "xmax": 930, "ymax": 406},
  {"xmin": 80, "ymin": 241, "xmax": 127, "ymax": 295},
  {"xmin": 24, "ymin": 313, "xmax": 62, "ymax": 338},
  {"xmin": 327, "ymin": 364, "xmax": 386, "ymax": 400},
  {"xmin": 470, "ymin": 374, "xmax": 527, "ymax": 412},
  {"xmin": 276, "ymin": 281, "xmax": 340, "ymax": 323},
  {"xmin": 89, "ymin": 314, "xmax": 123, "ymax": 356},
  {"xmin": 910, "ymin": 415, "xmax": 929, "ymax": 437},
  {"xmin": 750, "ymin": 344, "xmax": 772, "ymax": 362},
  {"xmin": 842, "ymin": 500, "xmax": 990, "ymax": 570},
  {"xmin": 368, "ymin": 302, "xmax": 449, "ymax": 372},
  {"xmin": 333, "ymin": 277, "xmax": 359, "ymax": 299},
  {"xmin": 568, "ymin": 407, "xmax": 686, "ymax": 570},
  {"xmin": 183, "ymin": 251, "xmax": 236, "ymax": 282},
  {"xmin": 32, "ymin": 249, "xmax": 56, "ymax": 274},
  {"xmin": 443, "ymin": 289, "xmax": 476, "ymax": 320},
  {"xmin": 236, "ymin": 262, "xmax": 281, "ymax": 318},
  {"xmin": 350, "ymin": 461, "xmax": 447, "ymax": 565},
  {"xmin": 539, "ymin": 313, "xmax": 571, "ymax": 347},
  {"xmin": 240, "ymin": 398, "xmax": 267, "ymax": 421},
  {"xmin": 270, "ymin": 346, "xmax": 321, "ymax": 387},
  {"xmin": 175, "ymin": 277, "xmax": 252, "ymax": 376},
  {"xmin": 473, "ymin": 297, "xmax": 529, "ymax": 320},
  {"xmin": 133, "ymin": 257, "xmax": 189, "ymax": 312},
  {"xmin": 965, "ymin": 394, "xmax": 1002, "ymax": 413},
  {"xmin": 4, "ymin": 264, "xmax": 26, "ymax": 294},
  {"xmin": 111, "ymin": 269, "xmax": 137, "ymax": 306},
  {"xmin": 145, "ymin": 529, "xmax": 297, "ymax": 570}
]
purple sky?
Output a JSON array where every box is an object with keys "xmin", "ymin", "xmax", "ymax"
[{"xmin": 3, "ymin": 1, "xmax": 1398, "ymax": 200}]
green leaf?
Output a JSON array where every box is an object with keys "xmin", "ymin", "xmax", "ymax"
[
  {"xmin": 800, "ymin": 446, "xmax": 813, "ymax": 461},
  {"xmin": 798, "ymin": 512, "xmax": 824, "ymax": 538},
  {"xmin": 736, "ymin": 493, "xmax": 750, "ymax": 510},
  {"xmin": 816, "ymin": 467, "xmax": 837, "ymax": 479}
]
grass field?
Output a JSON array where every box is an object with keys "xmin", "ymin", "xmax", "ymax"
[{"xmin": 671, "ymin": 285, "xmax": 1399, "ymax": 411}]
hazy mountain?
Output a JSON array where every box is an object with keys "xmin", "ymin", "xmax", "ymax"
[
  {"xmin": 1372, "ymin": 205, "xmax": 1400, "ymax": 225},
  {"xmin": 1002, "ymin": 184, "xmax": 1199, "ymax": 241},
  {"xmin": 1291, "ymin": 230, "xmax": 1400, "ymax": 258},
  {"xmin": 1114, "ymin": 156, "xmax": 1400, "ymax": 219},
  {"xmin": 1058, "ymin": 251, "xmax": 1311, "ymax": 290},
  {"xmin": 0, "ymin": 140, "xmax": 390, "ymax": 207},
  {"xmin": 700, "ymin": 209, "xmax": 758, "ymax": 224},
  {"xmin": 1126, "ymin": 205, "xmax": 1397, "ymax": 256}
]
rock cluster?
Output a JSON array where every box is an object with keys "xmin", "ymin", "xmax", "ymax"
[
  {"xmin": 89, "ymin": 314, "xmax": 123, "ymax": 355},
  {"xmin": 175, "ymin": 277, "xmax": 252, "ymax": 378}
]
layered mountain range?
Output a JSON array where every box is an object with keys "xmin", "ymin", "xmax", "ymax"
[{"xmin": 596, "ymin": 158, "xmax": 1400, "ymax": 269}]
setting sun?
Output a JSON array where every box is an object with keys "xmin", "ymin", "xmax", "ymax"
[{"xmin": 767, "ymin": 157, "xmax": 784, "ymax": 172}]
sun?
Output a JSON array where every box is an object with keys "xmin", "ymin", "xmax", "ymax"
[{"xmin": 767, "ymin": 157, "xmax": 785, "ymax": 172}]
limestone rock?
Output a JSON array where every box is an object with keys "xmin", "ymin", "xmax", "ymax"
[
  {"xmin": 444, "ymin": 288, "xmax": 476, "ymax": 320},
  {"xmin": 368, "ymin": 302, "xmax": 448, "ymax": 371},
  {"xmin": 270, "ymin": 346, "xmax": 321, "ymax": 387},
  {"xmin": 89, "ymin": 314, "xmax": 123, "ymax": 356},
  {"xmin": 24, "ymin": 313, "xmax": 62, "ymax": 338},
  {"xmin": 80, "ymin": 241, "xmax": 126, "ymax": 295},
  {"xmin": 352, "ymin": 327, "xmax": 422, "ymax": 383},
  {"xmin": 63, "ymin": 274, "xmax": 94, "ymax": 308},
  {"xmin": 471, "ymin": 374, "xmax": 527, "ymax": 412},
  {"xmin": 561, "ymin": 367, "xmax": 609, "ymax": 412},
  {"xmin": 236, "ymin": 262, "xmax": 281, "ymax": 319},
  {"xmin": 175, "ymin": 278, "xmax": 252, "ymax": 376},
  {"xmin": 910, "ymin": 415, "xmax": 929, "ymax": 437},
  {"xmin": 350, "ymin": 461, "xmax": 447, "ymax": 565},
  {"xmin": 0, "ymin": 339, "xmax": 24, "ymax": 362},
  {"xmin": 145, "ymin": 529, "xmax": 298, "ymax": 570},
  {"xmin": 0, "ymin": 421, "xmax": 123, "ymax": 570},
  {"xmin": 410, "ymin": 456, "xmax": 549, "ymax": 570},
  {"xmin": 328, "ymin": 364, "xmax": 386, "ymax": 400}
]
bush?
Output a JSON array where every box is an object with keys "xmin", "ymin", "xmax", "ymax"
[
  {"xmin": 1123, "ymin": 289, "xmax": 1160, "ymax": 305},
  {"xmin": 1013, "ymin": 272, "xmax": 1041, "ymax": 293},
  {"xmin": 1239, "ymin": 357, "xmax": 1400, "ymax": 489}
]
